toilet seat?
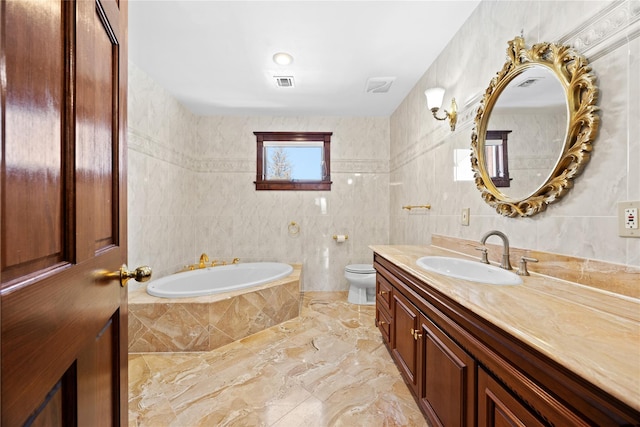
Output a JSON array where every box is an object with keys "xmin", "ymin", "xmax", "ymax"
[{"xmin": 345, "ymin": 264, "xmax": 375, "ymax": 274}]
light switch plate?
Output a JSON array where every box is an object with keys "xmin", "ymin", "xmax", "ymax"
[
  {"xmin": 618, "ymin": 201, "xmax": 640, "ymax": 237},
  {"xmin": 461, "ymin": 208, "xmax": 470, "ymax": 226}
]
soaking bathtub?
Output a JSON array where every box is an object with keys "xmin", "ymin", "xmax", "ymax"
[
  {"xmin": 128, "ymin": 263, "xmax": 301, "ymax": 352},
  {"xmin": 146, "ymin": 262, "xmax": 294, "ymax": 298}
]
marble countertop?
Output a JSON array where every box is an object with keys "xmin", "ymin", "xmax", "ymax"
[{"xmin": 370, "ymin": 245, "xmax": 640, "ymax": 412}]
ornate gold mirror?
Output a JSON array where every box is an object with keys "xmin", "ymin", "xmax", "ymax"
[{"xmin": 471, "ymin": 37, "xmax": 599, "ymax": 217}]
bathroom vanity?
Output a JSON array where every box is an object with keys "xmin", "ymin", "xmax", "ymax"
[{"xmin": 372, "ymin": 245, "xmax": 640, "ymax": 426}]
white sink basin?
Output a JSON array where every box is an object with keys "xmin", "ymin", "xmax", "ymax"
[{"xmin": 416, "ymin": 256, "xmax": 522, "ymax": 285}]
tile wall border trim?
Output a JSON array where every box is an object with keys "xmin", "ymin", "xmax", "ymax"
[
  {"xmin": 558, "ymin": 0, "xmax": 640, "ymax": 63},
  {"xmin": 129, "ymin": 128, "xmax": 388, "ymax": 174}
]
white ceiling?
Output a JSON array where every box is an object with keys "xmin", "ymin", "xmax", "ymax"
[{"xmin": 128, "ymin": 1, "xmax": 481, "ymax": 117}]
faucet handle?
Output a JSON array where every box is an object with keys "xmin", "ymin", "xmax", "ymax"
[
  {"xmin": 475, "ymin": 246, "xmax": 489, "ymax": 264},
  {"xmin": 516, "ymin": 256, "xmax": 538, "ymax": 276}
]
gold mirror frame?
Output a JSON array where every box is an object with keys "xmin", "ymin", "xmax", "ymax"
[{"xmin": 471, "ymin": 37, "xmax": 599, "ymax": 217}]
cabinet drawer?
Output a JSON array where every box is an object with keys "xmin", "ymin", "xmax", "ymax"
[
  {"xmin": 376, "ymin": 274, "xmax": 392, "ymax": 312},
  {"xmin": 376, "ymin": 306, "xmax": 392, "ymax": 344}
]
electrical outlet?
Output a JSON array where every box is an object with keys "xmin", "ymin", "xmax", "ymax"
[
  {"xmin": 625, "ymin": 208, "xmax": 638, "ymax": 229},
  {"xmin": 461, "ymin": 208, "xmax": 470, "ymax": 226},
  {"xmin": 618, "ymin": 201, "xmax": 640, "ymax": 237}
]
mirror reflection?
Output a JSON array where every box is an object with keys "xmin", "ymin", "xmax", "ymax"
[
  {"xmin": 484, "ymin": 130, "xmax": 511, "ymax": 188},
  {"xmin": 485, "ymin": 66, "xmax": 567, "ymax": 201},
  {"xmin": 471, "ymin": 36, "xmax": 599, "ymax": 217}
]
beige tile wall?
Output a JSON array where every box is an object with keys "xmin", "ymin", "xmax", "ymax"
[
  {"xmin": 127, "ymin": 64, "xmax": 390, "ymax": 290},
  {"xmin": 127, "ymin": 0, "xmax": 639, "ymax": 297},
  {"xmin": 389, "ymin": 0, "xmax": 640, "ymax": 269}
]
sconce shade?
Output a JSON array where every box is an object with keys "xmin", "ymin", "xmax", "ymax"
[{"xmin": 424, "ymin": 87, "xmax": 445, "ymax": 110}]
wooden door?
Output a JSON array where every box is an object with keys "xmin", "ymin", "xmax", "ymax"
[{"xmin": 1, "ymin": 0, "xmax": 131, "ymax": 425}]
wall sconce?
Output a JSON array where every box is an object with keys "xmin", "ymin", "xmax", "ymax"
[{"xmin": 424, "ymin": 87, "xmax": 457, "ymax": 131}]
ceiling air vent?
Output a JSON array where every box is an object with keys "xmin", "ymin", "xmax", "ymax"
[
  {"xmin": 365, "ymin": 77, "xmax": 396, "ymax": 93},
  {"xmin": 274, "ymin": 76, "xmax": 295, "ymax": 88},
  {"xmin": 517, "ymin": 78, "xmax": 541, "ymax": 88}
]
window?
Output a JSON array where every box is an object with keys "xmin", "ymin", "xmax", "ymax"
[
  {"xmin": 485, "ymin": 130, "xmax": 512, "ymax": 188},
  {"xmin": 254, "ymin": 131, "xmax": 332, "ymax": 191}
]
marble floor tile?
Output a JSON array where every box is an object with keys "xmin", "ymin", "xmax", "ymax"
[{"xmin": 129, "ymin": 292, "xmax": 429, "ymax": 427}]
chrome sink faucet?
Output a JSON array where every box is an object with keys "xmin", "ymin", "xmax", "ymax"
[{"xmin": 479, "ymin": 230, "xmax": 513, "ymax": 270}]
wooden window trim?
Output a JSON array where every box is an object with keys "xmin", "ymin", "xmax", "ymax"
[
  {"xmin": 254, "ymin": 131, "xmax": 332, "ymax": 191},
  {"xmin": 486, "ymin": 130, "xmax": 511, "ymax": 188}
]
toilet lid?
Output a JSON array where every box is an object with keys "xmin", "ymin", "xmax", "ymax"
[{"xmin": 345, "ymin": 264, "xmax": 376, "ymax": 274}]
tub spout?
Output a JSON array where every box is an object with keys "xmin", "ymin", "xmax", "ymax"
[{"xmin": 199, "ymin": 253, "xmax": 209, "ymax": 269}]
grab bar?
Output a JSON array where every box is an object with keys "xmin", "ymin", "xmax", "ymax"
[{"xmin": 402, "ymin": 204, "xmax": 431, "ymax": 211}]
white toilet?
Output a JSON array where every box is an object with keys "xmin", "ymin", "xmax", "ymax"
[{"xmin": 345, "ymin": 264, "xmax": 376, "ymax": 305}]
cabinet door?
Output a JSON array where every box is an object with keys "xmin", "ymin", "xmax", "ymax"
[
  {"xmin": 391, "ymin": 291, "xmax": 420, "ymax": 394},
  {"xmin": 478, "ymin": 368, "xmax": 545, "ymax": 427},
  {"xmin": 376, "ymin": 273, "xmax": 392, "ymax": 313},
  {"xmin": 419, "ymin": 314, "xmax": 476, "ymax": 427},
  {"xmin": 376, "ymin": 306, "xmax": 392, "ymax": 344},
  {"xmin": 375, "ymin": 273, "xmax": 393, "ymax": 345}
]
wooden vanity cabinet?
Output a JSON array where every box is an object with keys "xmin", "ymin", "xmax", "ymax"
[
  {"xmin": 374, "ymin": 253, "xmax": 640, "ymax": 427},
  {"xmin": 389, "ymin": 280, "xmax": 475, "ymax": 426}
]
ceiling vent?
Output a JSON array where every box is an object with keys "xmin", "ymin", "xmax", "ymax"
[
  {"xmin": 274, "ymin": 76, "xmax": 295, "ymax": 88},
  {"xmin": 517, "ymin": 78, "xmax": 541, "ymax": 88},
  {"xmin": 365, "ymin": 77, "xmax": 396, "ymax": 93}
]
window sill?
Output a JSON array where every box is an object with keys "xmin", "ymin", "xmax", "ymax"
[{"xmin": 254, "ymin": 180, "xmax": 332, "ymax": 191}]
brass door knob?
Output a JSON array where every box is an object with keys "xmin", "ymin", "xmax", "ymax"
[{"xmin": 97, "ymin": 264, "xmax": 152, "ymax": 287}]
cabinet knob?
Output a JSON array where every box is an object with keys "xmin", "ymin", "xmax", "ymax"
[
  {"xmin": 379, "ymin": 320, "xmax": 386, "ymax": 326},
  {"xmin": 379, "ymin": 290, "xmax": 387, "ymax": 295}
]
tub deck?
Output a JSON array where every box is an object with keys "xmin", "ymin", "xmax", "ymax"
[{"xmin": 128, "ymin": 264, "xmax": 302, "ymax": 352}]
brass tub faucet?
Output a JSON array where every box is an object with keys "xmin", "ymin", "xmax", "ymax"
[{"xmin": 199, "ymin": 253, "xmax": 209, "ymax": 269}]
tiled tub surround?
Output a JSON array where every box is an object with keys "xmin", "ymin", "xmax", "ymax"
[
  {"xmin": 370, "ymin": 244, "xmax": 640, "ymax": 414},
  {"xmin": 129, "ymin": 292, "xmax": 428, "ymax": 427},
  {"xmin": 128, "ymin": 265, "xmax": 301, "ymax": 352}
]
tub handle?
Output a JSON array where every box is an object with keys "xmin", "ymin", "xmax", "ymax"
[{"xmin": 95, "ymin": 264, "xmax": 152, "ymax": 287}]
